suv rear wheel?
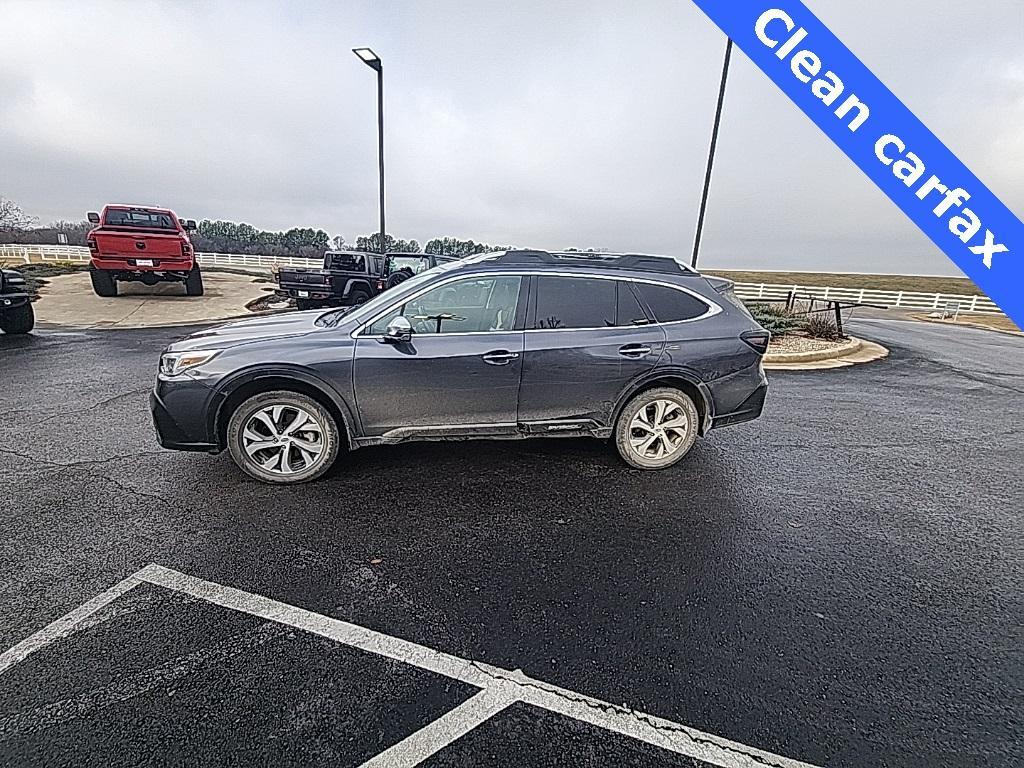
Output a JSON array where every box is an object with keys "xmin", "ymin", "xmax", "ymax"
[
  {"xmin": 615, "ymin": 387, "xmax": 699, "ymax": 470},
  {"xmin": 226, "ymin": 391, "xmax": 340, "ymax": 484}
]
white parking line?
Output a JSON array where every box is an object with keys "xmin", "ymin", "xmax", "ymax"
[
  {"xmin": 1, "ymin": 564, "xmax": 822, "ymax": 768},
  {"xmin": 0, "ymin": 572, "xmax": 142, "ymax": 676},
  {"xmin": 359, "ymin": 687, "xmax": 517, "ymax": 768}
]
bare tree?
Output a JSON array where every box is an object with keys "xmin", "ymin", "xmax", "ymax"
[{"xmin": 0, "ymin": 197, "xmax": 36, "ymax": 232}]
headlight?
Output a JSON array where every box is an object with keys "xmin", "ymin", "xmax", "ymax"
[{"xmin": 160, "ymin": 350, "xmax": 219, "ymax": 376}]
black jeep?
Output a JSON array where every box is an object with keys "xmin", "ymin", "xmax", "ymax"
[
  {"xmin": 0, "ymin": 268, "xmax": 34, "ymax": 335},
  {"xmin": 274, "ymin": 251, "xmax": 457, "ymax": 311}
]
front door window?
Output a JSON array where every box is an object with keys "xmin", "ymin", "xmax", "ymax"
[{"xmin": 367, "ymin": 276, "xmax": 522, "ymax": 335}]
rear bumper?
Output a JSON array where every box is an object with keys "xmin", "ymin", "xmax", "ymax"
[
  {"xmin": 283, "ymin": 287, "xmax": 334, "ymax": 300},
  {"xmin": 92, "ymin": 256, "xmax": 194, "ymax": 273},
  {"xmin": 710, "ymin": 381, "xmax": 768, "ymax": 429}
]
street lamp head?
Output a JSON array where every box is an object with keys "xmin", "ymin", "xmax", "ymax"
[{"xmin": 352, "ymin": 47, "xmax": 382, "ymax": 71}]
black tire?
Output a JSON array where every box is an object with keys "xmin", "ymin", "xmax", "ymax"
[
  {"xmin": 614, "ymin": 387, "xmax": 699, "ymax": 470},
  {"xmin": 226, "ymin": 390, "xmax": 341, "ymax": 484},
  {"xmin": 347, "ymin": 289, "xmax": 370, "ymax": 306},
  {"xmin": 90, "ymin": 268, "xmax": 118, "ymax": 297},
  {"xmin": 295, "ymin": 298, "xmax": 317, "ymax": 311},
  {"xmin": 386, "ymin": 269, "xmax": 413, "ymax": 289},
  {"xmin": 184, "ymin": 265, "xmax": 204, "ymax": 296},
  {"xmin": 0, "ymin": 303, "xmax": 34, "ymax": 335}
]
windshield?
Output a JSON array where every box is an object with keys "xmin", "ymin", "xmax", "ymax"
[{"xmin": 103, "ymin": 209, "xmax": 176, "ymax": 229}]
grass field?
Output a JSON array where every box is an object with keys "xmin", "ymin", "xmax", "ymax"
[{"xmin": 706, "ymin": 270, "xmax": 982, "ymax": 296}]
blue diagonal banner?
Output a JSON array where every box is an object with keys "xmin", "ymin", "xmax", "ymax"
[{"xmin": 690, "ymin": 1, "xmax": 1024, "ymax": 327}]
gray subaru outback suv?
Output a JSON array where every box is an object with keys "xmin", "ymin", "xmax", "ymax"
[{"xmin": 151, "ymin": 250, "xmax": 769, "ymax": 484}]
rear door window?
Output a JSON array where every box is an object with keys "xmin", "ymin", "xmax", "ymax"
[
  {"xmin": 633, "ymin": 283, "xmax": 710, "ymax": 323},
  {"xmin": 533, "ymin": 276, "xmax": 615, "ymax": 330}
]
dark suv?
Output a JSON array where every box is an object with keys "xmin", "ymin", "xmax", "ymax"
[{"xmin": 151, "ymin": 250, "xmax": 769, "ymax": 484}]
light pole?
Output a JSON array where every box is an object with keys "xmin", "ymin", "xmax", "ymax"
[
  {"xmin": 691, "ymin": 37, "xmax": 733, "ymax": 269},
  {"xmin": 353, "ymin": 47, "xmax": 385, "ymax": 254}
]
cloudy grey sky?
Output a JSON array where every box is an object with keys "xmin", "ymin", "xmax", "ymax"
[{"xmin": 1, "ymin": 1, "xmax": 1021, "ymax": 274}]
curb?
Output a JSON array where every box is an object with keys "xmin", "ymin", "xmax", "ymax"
[
  {"xmin": 910, "ymin": 314, "xmax": 1023, "ymax": 338},
  {"xmin": 763, "ymin": 336, "xmax": 889, "ymax": 371}
]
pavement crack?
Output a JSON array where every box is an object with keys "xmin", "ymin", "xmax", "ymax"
[
  {"xmin": 0, "ymin": 447, "xmax": 179, "ymax": 506},
  {"xmin": 29, "ymin": 386, "xmax": 152, "ymax": 428},
  {"xmin": 465, "ymin": 662, "xmax": 792, "ymax": 768}
]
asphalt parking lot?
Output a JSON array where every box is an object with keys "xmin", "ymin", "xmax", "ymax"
[{"xmin": 0, "ymin": 318, "xmax": 1021, "ymax": 766}]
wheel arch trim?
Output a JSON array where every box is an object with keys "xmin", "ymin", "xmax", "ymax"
[
  {"xmin": 211, "ymin": 365, "xmax": 358, "ymax": 450},
  {"xmin": 612, "ymin": 367, "xmax": 714, "ymax": 436}
]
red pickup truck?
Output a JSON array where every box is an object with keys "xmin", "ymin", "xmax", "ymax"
[{"xmin": 86, "ymin": 205, "xmax": 203, "ymax": 297}]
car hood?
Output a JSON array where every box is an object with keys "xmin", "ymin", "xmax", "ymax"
[{"xmin": 167, "ymin": 310, "xmax": 327, "ymax": 352}]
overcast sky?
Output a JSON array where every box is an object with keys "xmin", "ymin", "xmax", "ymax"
[{"xmin": 1, "ymin": 1, "xmax": 1021, "ymax": 274}]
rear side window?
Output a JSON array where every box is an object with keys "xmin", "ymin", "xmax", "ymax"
[
  {"xmin": 327, "ymin": 253, "xmax": 366, "ymax": 271},
  {"xmin": 633, "ymin": 283, "xmax": 710, "ymax": 323},
  {"xmin": 534, "ymin": 276, "xmax": 615, "ymax": 329},
  {"xmin": 616, "ymin": 281, "xmax": 649, "ymax": 326}
]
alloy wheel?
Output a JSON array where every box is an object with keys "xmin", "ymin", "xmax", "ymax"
[
  {"xmin": 241, "ymin": 404, "xmax": 326, "ymax": 475},
  {"xmin": 628, "ymin": 398, "xmax": 690, "ymax": 461}
]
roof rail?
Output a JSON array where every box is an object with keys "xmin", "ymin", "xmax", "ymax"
[{"xmin": 489, "ymin": 250, "xmax": 694, "ymax": 275}]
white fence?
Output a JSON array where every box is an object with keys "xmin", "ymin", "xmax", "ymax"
[{"xmin": 0, "ymin": 243, "xmax": 1003, "ymax": 316}]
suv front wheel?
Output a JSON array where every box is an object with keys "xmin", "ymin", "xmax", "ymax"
[
  {"xmin": 226, "ymin": 391, "xmax": 340, "ymax": 484},
  {"xmin": 615, "ymin": 387, "xmax": 699, "ymax": 470}
]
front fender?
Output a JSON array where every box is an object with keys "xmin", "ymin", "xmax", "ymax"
[{"xmin": 210, "ymin": 363, "xmax": 358, "ymax": 449}]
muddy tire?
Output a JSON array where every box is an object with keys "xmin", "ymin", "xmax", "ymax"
[
  {"xmin": 226, "ymin": 390, "xmax": 341, "ymax": 484},
  {"xmin": 0, "ymin": 303, "xmax": 34, "ymax": 334},
  {"xmin": 614, "ymin": 387, "xmax": 699, "ymax": 470}
]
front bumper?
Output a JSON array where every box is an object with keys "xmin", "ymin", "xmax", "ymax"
[
  {"xmin": 150, "ymin": 377, "xmax": 224, "ymax": 453},
  {"xmin": 0, "ymin": 292, "xmax": 31, "ymax": 310}
]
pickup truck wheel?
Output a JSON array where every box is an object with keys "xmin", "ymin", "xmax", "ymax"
[
  {"xmin": 295, "ymin": 298, "xmax": 316, "ymax": 311},
  {"xmin": 614, "ymin": 387, "xmax": 699, "ymax": 470},
  {"xmin": 184, "ymin": 266, "xmax": 204, "ymax": 297},
  {"xmin": 227, "ymin": 391, "xmax": 340, "ymax": 484},
  {"xmin": 89, "ymin": 269, "xmax": 118, "ymax": 297},
  {"xmin": 0, "ymin": 303, "xmax": 34, "ymax": 334},
  {"xmin": 347, "ymin": 289, "xmax": 370, "ymax": 306}
]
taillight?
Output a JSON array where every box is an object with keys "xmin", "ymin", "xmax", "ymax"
[
  {"xmin": 377, "ymin": 280, "xmax": 385, "ymax": 291},
  {"xmin": 740, "ymin": 330, "xmax": 771, "ymax": 355},
  {"xmin": 181, "ymin": 242, "xmax": 193, "ymax": 258},
  {"xmin": 87, "ymin": 238, "xmax": 98, "ymax": 254}
]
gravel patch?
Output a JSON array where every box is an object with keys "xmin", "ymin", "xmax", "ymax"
[{"xmin": 768, "ymin": 334, "xmax": 849, "ymax": 354}]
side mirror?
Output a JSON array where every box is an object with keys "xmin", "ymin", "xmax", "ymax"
[
  {"xmin": 382, "ymin": 316, "xmax": 412, "ymax": 343},
  {"xmin": 87, "ymin": 211, "xmax": 100, "ymax": 224},
  {"xmin": 183, "ymin": 219, "xmax": 197, "ymax": 231}
]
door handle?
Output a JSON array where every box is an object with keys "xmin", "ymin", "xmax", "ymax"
[
  {"xmin": 482, "ymin": 350, "xmax": 520, "ymax": 365},
  {"xmin": 618, "ymin": 344, "xmax": 652, "ymax": 358}
]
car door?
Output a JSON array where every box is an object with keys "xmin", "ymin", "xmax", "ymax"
[
  {"xmin": 517, "ymin": 276, "xmax": 666, "ymax": 429},
  {"xmin": 351, "ymin": 274, "xmax": 527, "ymax": 437}
]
